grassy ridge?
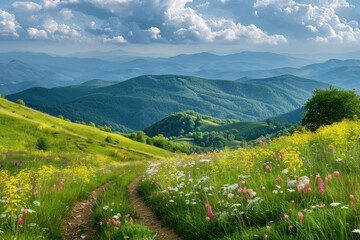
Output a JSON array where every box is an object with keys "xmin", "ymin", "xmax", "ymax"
[{"xmin": 0, "ymin": 98, "xmax": 173, "ymax": 159}]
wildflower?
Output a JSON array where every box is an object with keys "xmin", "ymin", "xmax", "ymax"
[
  {"xmin": 298, "ymin": 212, "xmax": 304, "ymax": 225},
  {"xmin": 289, "ymin": 225, "xmax": 293, "ymax": 230},
  {"xmin": 267, "ymin": 226, "xmax": 271, "ymax": 231},
  {"xmin": 282, "ymin": 169, "xmax": 288, "ymax": 174},
  {"xmin": 261, "ymin": 187, "xmax": 266, "ymax": 192},
  {"xmin": 277, "ymin": 175, "xmax": 283, "ymax": 183},
  {"xmin": 34, "ymin": 201, "xmax": 40, "ymax": 206},
  {"xmin": 291, "ymin": 200, "xmax": 295, "ymax": 207},
  {"xmin": 205, "ymin": 217, "xmax": 210, "ymax": 221},
  {"xmin": 333, "ymin": 171, "xmax": 341, "ymax": 180},
  {"xmin": 228, "ymin": 193, "xmax": 234, "ymax": 198},
  {"xmin": 265, "ymin": 165, "xmax": 270, "ymax": 171},
  {"xmin": 327, "ymin": 173, "xmax": 332, "ymax": 181},
  {"xmin": 350, "ymin": 195, "xmax": 357, "ymax": 213},
  {"xmin": 330, "ymin": 202, "xmax": 341, "ymax": 207},
  {"xmin": 318, "ymin": 178, "xmax": 325, "ymax": 195},
  {"xmin": 284, "ymin": 214, "xmax": 290, "ymax": 223},
  {"xmin": 264, "ymin": 234, "xmax": 268, "ymax": 240},
  {"xmin": 352, "ymin": 229, "xmax": 360, "ymax": 234},
  {"xmin": 272, "ymin": 190, "xmax": 278, "ymax": 194},
  {"xmin": 208, "ymin": 206, "xmax": 216, "ymax": 219}
]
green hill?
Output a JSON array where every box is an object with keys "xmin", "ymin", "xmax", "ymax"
[
  {"xmin": 0, "ymin": 97, "xmax": 173, "ymax": 159},
  {"xmin": 7, "ymin": 74, "xmax": 328, "ymax": 131},
  {"xmin": 144, "ymin": 110, "xmax": 293, "ymax": 149}
]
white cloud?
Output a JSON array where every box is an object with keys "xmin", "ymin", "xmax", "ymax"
[
  {"xmin": 43, "ymin": 19, "xmax": 81, "ymax": 39},
  {"xmin": 12, "ymin": 1, "xmax": 42, "ymax": 11},
  {"xmin": 104, "ymin": 35, "xmax": 127, "ymax": 43},
  {"xmin": 27, "ymin": 27, "xmax": 48, "ymax": 39},
  {"xmin": 42, "ymin": 0, "xmax": 60, "ymax": 9},
  {"xmin": 145, "ymin": 27, "xmax": 161, "ymax": 40},
  {"xmin": 0, "ymin": 9, "xmax": 20, "ymax": 38},
  {"xmin": 197, "ymin": 1, "xmax": 210, "ymax": 9},
  {"xmin": 164, "ymin": 1, "xmax": 286, "ymax": 44},
  {"xmin": 91, "ymin": 21, "xmax": 96, "ymax": 29},
  {"xmin": 60, "ymin": 8, "xmax": 74, "ymax": 20},
  {"xmin": 254, "ymin": 0, "xmax": 360, "ymax": 42}
]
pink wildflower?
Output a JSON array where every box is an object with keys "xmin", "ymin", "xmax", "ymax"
[
  {"xmin": 298, "ymin": 212, "xmax": 304, "ymax": 225},
  {"xmin": 267, "ymin": 226, "xmax": 271, "ymax": 231},
  {"xmin": 207, "ymin": 206, "xmax": 216, "ymax": 219},
  {"xmin": 261, "ymin": 187, "xmax": 266, "ymax": 192},
  {"xmin": 205, "ymin": 217, "xmax": 210, "ymax": 221},
  {"xmin": 350, "ymin": 195, "xmax": 357, "ymax": 213},
  {"xmin": 318, "ymin": 178, "xmax": 325, "ymax": 195},
  {"xmin": 333, "ymin": 171, "xmax": 341, "ymax": 181},
  {"xmin": 284, "ymin": 214, "xmax": 290, "ymax": 223},
  {"xmin": 264, "ymin": 234, "xmax": 268, "ymax": 240}
]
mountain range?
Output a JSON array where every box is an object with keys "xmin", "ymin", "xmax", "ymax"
[
  {"xmin": 236, "ymin": 59, "xmax": 360, "ymax": 89},
  {"xmin": 0, "ymin": 51, "xmax": 316, "ymax": 95},
  {"xmin": 7, "ymin": 74, "xmax": 328, "ymax": 132}
]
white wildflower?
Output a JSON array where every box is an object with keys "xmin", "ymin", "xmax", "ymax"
[{"xmin": 330, "ymin": 202, "xmax": 341, "ymax": 207}]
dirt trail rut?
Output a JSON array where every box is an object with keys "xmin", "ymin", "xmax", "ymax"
[
  {"xmin": 64, "ymin": 178, "xmax": 118, "ymax": 240},
  {"xmin": 128, "ymin": 174, "xmax": 181, "ymax": 240}
]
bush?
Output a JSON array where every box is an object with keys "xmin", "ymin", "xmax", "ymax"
[
  {"xmin": 16, "ymin": 99, "xmax": 25, "ymax": 106},
  {"xmin": 105, "ymin": 136, "xmax": 115, "ymax": 144},
  {"xmin": 36, "ymin": 137, "xmax": 50, "ymax": 151},
  {"xmin": 58, "ymin": 115, "xmax": 64, "ymax": 120}
]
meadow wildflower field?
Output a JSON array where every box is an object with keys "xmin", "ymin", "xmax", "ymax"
[
  {"xmin": 0, "ymin": 98, "xmax": 163, "ymax": 239},
  {"xmin": 138, "ymin": 118, "xmax": 360, "ymax": 239}
]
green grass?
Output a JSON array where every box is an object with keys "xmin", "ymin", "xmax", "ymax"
[
  {"xmin": 138, "ymin": 118, "xmax": 360, "ymax": 239},
  {"xmin": 0, "ymin": 98, "xmax": 173, "ymax": 159},
  {"xmin": 202, "ymin": 121, "xmax": 268, "ymax": 133}
]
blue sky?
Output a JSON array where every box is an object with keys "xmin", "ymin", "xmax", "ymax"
[{"xmin": 1, "ymin": 0, "xmax": 360, "ymax": 55}]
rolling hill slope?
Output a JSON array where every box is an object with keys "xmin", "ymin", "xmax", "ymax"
[
  {"xmin": 0, "ymin": 97, "xmax": 173, "ymax": 159},
  {"xmin": 7, "ymin": 74, "xmax": 328, "ymax": 131}
]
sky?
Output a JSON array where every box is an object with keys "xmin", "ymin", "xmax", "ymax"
[{"xmin": 1, "ymin": 0, "xmax": 360, "ymax": 56}]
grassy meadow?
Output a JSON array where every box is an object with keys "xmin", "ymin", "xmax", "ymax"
[
  {"xmin": 0, "ymin": 98, "xmax": 167, "ymax": 239},
  {"xmin": 138, "ymin": 118, "xmax": 360, "ymax": 239}
]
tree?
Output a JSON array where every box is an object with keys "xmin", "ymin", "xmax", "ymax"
[
  {"xmin": 36, "ymin": 137, "xmax": 50, "ymax": 151},
  {"xmin": 136, "ymin": 131, "xmax": 146, "ymax": 143},
  {"xmin": 16, "ymin": 99, "xmax": 25, "ymax": 106},
  {"xmin": 301, "ymin": 87, "xmax": 360, "ymax": 130}
]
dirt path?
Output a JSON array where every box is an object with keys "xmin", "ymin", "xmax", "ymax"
[
  {"xmin": 64, "ymin": 174, "xmax": 122, "ymax": 240},
  {"xmin": 128, "ymin": 174, "xmax": 181, "ymax": 240}
]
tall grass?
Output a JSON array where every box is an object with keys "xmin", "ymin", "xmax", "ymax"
[{"xmin": 138, "ymin": 118, "xmax": 360, "ymax": 239}]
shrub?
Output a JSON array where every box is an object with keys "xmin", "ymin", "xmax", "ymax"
[
  {"xmin": 36, "ymin": 137, "xmax": 50, "ymax": 151},
  {"xmin": 16, "ymin": 99, "xmax": 25, "ymax": 106},
  {"xmin": 105, "ymin": 136, "xmax": 115, "ymax": 144}
]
